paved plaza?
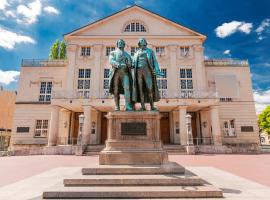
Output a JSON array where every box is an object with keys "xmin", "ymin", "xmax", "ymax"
[{"xmin": 0, "ymin": 154, "xmax": 270, "ymax": 199}]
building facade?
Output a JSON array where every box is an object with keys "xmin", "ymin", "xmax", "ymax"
[
  {"xmin": 0, "ymin": 87, "xmax": 16, "ymax": 151},
  {"xmin": 10, "ymin": 6, "xmax": 259, "ymax": 153}
]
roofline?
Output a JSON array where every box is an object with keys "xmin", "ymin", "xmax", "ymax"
[{"xmin": 64, "ymin": 4, "xmax": 206, "ymax": 39}]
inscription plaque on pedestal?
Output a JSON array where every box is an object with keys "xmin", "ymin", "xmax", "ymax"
[{"xmin": 121, "ymin": 122, "xmax": 147, "ymax": 135}]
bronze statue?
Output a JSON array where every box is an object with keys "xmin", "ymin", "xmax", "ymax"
[
  {"xmin": 109, "ymin": 39, "xmax": 133, "ymax": 111},
  {"xmin": 132, "ymin": 38, "xmax": 165, "ymax": 111}
]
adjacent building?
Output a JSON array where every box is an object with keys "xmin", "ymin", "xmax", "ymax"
[
  {"xmin": 10, "ymin": 5, "xmax": 260, "ymax": 153},
  {"xmin": 0, "ymin": 87, "xmax": 16, "ymax": 151}
]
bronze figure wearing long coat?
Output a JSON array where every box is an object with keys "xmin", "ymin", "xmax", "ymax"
[{"xmin": 132, "ymin": 47, "xmax": 161, "ymax": 104}]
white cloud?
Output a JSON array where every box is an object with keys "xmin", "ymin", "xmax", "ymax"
[
  {"xmin": 17, "ymin": 0, "xmax": 42, "ymax": 25},
  {"xmin": 215, "ymin": 21, "xmax": 253, "ymax": 38},
  {"xmin": 253, "ymin": 90, "xmax": 270, "ymax": 114},
  {"xmin": 223, "ymin": 49, "xmax": 231, "ymax": 55},
  {"xmin": 0, "ymin": 0, "xmax": 9, "ymax": 10},
  {"xmin": 0, "ymin": 70, "xmax": 20, "ymax": 85},
  {"xmin": 43, "ymin": 6, "xmax": 60, "ymax": 15},
  {"xmin": 0, "ymin": 26, "xmax": 35, "ymax": 50},
  {"xmin": 256, "ymin": 18, "xmax": 270, "ymax": 34}
]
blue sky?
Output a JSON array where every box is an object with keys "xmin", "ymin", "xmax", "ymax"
[{"xmin": 0, "ymin": 0, "xmax": 269, "ymax": 111}]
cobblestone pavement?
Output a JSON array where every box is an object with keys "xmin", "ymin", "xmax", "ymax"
[{"xmin": 0, "ymin": 154, "xmax": 269, "ymax": 187}]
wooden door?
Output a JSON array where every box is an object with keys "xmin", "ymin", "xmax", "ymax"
[
  {"xmin": 72, "ymin": 113, "xmax": 80, "ymax": 145},
  {"xmin": 100, "ymin": 112, "xmax": 108, "ymax": 144},
  {"xmin": 190, "ymin": 113, "xmax": 198, "ymax": 144},
  {"xmin": 160, "ymin": 112, "xmax": 170, "ymax": 144}
]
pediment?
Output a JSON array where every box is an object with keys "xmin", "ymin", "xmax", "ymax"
[{"xmin": 65, "ymin": 6, "xmax": 205, "ymax": 39}]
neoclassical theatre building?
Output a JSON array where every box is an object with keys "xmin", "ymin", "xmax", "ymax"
[{"xmin": 11, "ymin": 5, "xmax": 259, "ymax": 154}]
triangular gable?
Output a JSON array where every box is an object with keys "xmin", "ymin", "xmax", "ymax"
[{"xmin": 64, "ymin": 5, "xmax": 206, "ymax": 40}]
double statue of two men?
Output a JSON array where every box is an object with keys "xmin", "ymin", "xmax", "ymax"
[{"xmin": 109, "ymin": 38, "xmax": 164, "ymax": 111}]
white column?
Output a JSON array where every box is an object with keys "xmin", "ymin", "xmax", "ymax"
[
  {"xmin": 186, "ymin": 114, "xmax": 193, "ymax": 145},
  {"xmin": 179, "ymin": 106, "xmax": 187, "ymax": 145},
  {"xmin": 48, "ymin": 106, "xmax": 60, "ymax": 146},
  {"xmin": 210, "ymin": 105, "xmax": 222, "ymax": 145},
  {"xmin": 82, "ymin": 105, "xmax": 92, "ymax": 146}
]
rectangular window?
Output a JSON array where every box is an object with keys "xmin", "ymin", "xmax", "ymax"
[
  {"xmin": 223, "ymin": 119, "xmax": 236, "ymax": 137},
  {"xmin": 106, "ymin": 46, "xmax": 115, "ymax": 56},
  {"xmin": 156, "ymin": 47, "xmax": 165, "ymax": 55},
  {"xmin": 131, "ymin": 47, "xmax": 139, "ymax": 56},
  {"xmin": 77, "ymin": 69, "xmax": 91, "ymax": 98},
  {"xmin": 39, "ymin": 81, "xmax": 52, "ymax": 102},
  {"xmin": 220, "ymin": 98, "xmax": 233, "ymax": 102},
  {"xmin": 34, "ymin": 120, "xmax": 49, "ymax": 138},
  {"xmin": 179, "ymin": 68, "xmax": 193, "ymax": 98},
  {"xmin": 180, "ymin": 46, "xmax": 190, "ymax": 57},
  {"xmin": 81, "ymin": 47, "xmax": 91, "ymax": 56},
  {"xmin": 157, "ymin": 68, "xmax": 167, "ymax": 98},
  {"xmin": 103, "ymin": 68, "xmax": 110, "ymax": 97}
]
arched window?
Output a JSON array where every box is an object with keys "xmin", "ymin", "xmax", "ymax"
[{"xmin": 124, "ymin": 21, "xmax": 147, "ymax": 32}]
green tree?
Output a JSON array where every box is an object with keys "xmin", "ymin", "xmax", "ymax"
[
  {"xmin": 49, "ymin": 39, "xmax": 60, "ymax": 59},
  {"xmin": 59, "ymin": 40, "xmax": 67, "ymax": 59},
  {"xmin": 258, "ymin": 105, "xmax": 270, "ymax": 135}
]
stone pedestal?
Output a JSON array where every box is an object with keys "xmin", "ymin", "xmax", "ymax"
[{"xmin": 99, "ymin": 111, "xmax": 168, "ymax": 165}]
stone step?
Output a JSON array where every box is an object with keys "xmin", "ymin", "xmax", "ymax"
[
  {"xmin": 43, "ymin": 185, "xmax": 223, "ymax": 199},
  {"xmin": 82, "ymin": 162, "xmax": 185, "ymax": 175},
  {"xmin": 64, "ymin": 174, "xmax": 203, "ymax": 186}
]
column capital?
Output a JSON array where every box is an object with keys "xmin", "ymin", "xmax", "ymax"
[
  {"xmin": 67, "ymin": 44, "xmax": 77, "ymax": 52},
  {"xmin": 178, "ymin": 105, "xmax": 187, "ymax": 110},
  {"xmin": 193, "ymin": 44, "xmax": 204, "ymax": 52},
  {"xmin": 210, "ymin": 105, "xmax": 219, "ymax": 110}
]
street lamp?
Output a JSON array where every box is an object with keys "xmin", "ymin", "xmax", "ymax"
[{"xmin": 77, "ymin": 114, "xmax": 85, "ymax": 145}]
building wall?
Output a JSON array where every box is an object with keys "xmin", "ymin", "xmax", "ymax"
[
  {"xmin": 16, "ymin": 66, "xmax": 67, "ymax": 102},
  {"xmin": 0, "ymin": 90, "xmax": 16, "ymax": 129},
  {"xmin": 206, "ymin": 66, "xmax": 259, "ymax": 144}
]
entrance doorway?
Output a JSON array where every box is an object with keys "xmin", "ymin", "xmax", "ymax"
[
  {"xmin": 100, "ymin": 112, "xmax": 108, "ymax": 144},
  {"xmin": 189, "ymin": 112, "xmax": 198, "ymax": 144},
  {"xmin": 160, "ymin": 112, "xmax": 170, "ymax": 144}
]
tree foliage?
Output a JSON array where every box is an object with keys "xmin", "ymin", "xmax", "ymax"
[
  {"xmin": 49, "ymin": 39, "xmax": 67, "ymax": 59},
  {"xmin": 258, "ymin": 105, "xmax": 270, "ymax": 135},
  {"xmin": 59, "ymin": 40, "xmax": 67, "ymax": 59},
  {"xmin": 49, "ymin": 39, "xmax": 60, "ymax": 59}
]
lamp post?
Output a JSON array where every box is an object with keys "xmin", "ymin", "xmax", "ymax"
[{"xmin": 77, "ymin": 114, "xmax": 85, "ymax": 145}]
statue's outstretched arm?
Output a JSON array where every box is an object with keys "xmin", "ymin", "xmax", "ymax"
[
  {"xmin": 152, "ymin": 50, "xmax": 165, "ymax": 77},
  {"xmin": 109, "ymin": 52, "xmax": 119, "ymax": 68}
]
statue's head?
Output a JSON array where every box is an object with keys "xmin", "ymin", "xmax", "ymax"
[
  {"xmin": 116, "ymin": 39, "xmax": 125, "ymax": 49},
  {"xmin": 138, "ymin": 38, "xmax": 147, "ymax": 50}
]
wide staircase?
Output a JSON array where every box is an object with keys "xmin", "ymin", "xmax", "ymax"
[
  {"xmin": 43, "ymin": 162, "xmax": 222, "ymax": 199},
  {"xmin": 83, "ymin": 145, "xmax": 104, "ymax": 155},
  {"xmin": 163, "ymin": 144, "xmax": 187, "ymax": 154},
  {"xmin": 84, "ymin": 144, "xmax": 187, "ymax": 155}
]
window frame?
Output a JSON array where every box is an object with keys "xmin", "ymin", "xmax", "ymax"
[
  {"xmin": 180, "ymin": 46, "xmax": 190, "ymax": 57},
  {"xmin": 223, "ymin": 119, "xmax": 236, "ymax": 137},
  {"xmin": 103, "ymin": 68, "xmax": 110, "ymax": 97},
  {"xmin": 124, "ymin": 21, "xmax": 147, "ymax": 32},
  {"xmin": 81, "ymin": 46, "xmax": 91, "ymax": 56},
  {"xmin": 179, "ymin": 67, "xmax": 193, "ymax": 98},
  {"xmin": 34, "ymin": 119, "xmax": 49, "ymax": 138},
  {"xmin": 39, "ymin": 81, "xmax": 52, "ymax": 102},
  {"xmin": 77, "ymin": 68, "xmax": 91, "ymax": 99},
  {"xmin": 106, "ymin": 46, "xmax": 115, "ymax": 56},
  {"xmin": 157, "ymin": 68, "xmax": 168, "ymax": 98}
]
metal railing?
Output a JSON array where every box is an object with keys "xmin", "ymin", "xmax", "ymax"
[
  {"xmin": 21, "ymin": 59, "xmax": 67, "ymax": 67},
  {"xmin": 52, "ymin": 90, "xmax": 218, "ymax": 100},
  {"xmin": 57, "ymin": 137, "xmax": 79, "ymax": 145},
  {"xmin": 204, "ymin": 59, "xmax": 248, "ymax": 66},
  {"xmin": 193, "ymin": 137, "xmax": 214, "ymax": 146}
]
